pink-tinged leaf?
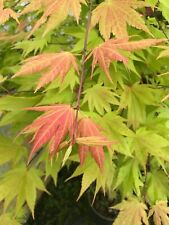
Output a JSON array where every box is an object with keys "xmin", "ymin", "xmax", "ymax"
[
  {"xmin": 90, "ymin": 146, "xmax": 105, "ymax": 170},
  {"xmin": 20, "ymin": 0, "xmax": 86, "ymax": 37},
  {"xmin": 0, "ymin": 6, "xmax": 19, "ymax": 24},
  {"xmin": 76, "ymin": 136, "xmax": 114, "ymax": 146},
  {"xmin": 77, "ymin": 118, "xmax": 112, "ymax": 169},
  {"xmin": 21, "ymin": 104, "xmax": 75, "ymax": 163},
  {"xmin": 13, "ymin": 52, "xmax": 79, "ymax": 91},
  {"xmin": 111, "ymin": 38, "xmax": 167, "ymax": 51},
  {"xmin": 78, "ymin": 145, "xmax": 89, "ymax": 166},
  {"xmin": 86, "ymin": 38, "xmax": 166, "ymax": 81}
]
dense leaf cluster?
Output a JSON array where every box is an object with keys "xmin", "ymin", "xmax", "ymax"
[{"xmin": 0, "ymin": 0, "xmax": 169, "ymax": 224}]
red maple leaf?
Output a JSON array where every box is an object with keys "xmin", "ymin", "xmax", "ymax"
[
  {"xmin": 22, "ymin": 104, "xmax": 75, "ymax": 162},
  {"xmin": 77, "ymin": 118, "xmax": 112, "ymax": 169}
]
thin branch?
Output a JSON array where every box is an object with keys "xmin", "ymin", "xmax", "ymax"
[
  {"xmin": 141, "ymin": 154, "xmax": 151, "ymax": 203},
  {"xmin": 0, "ymin": 85, "xmax": 10, "ymax": 94},
  {"xmin": 72, "ymin": 0, "xmax": 93, "ymax": 144}
]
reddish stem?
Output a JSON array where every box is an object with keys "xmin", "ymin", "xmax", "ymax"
[{"xmin": 72, "ymin": 0, "xmax": 93, "ymax": 144}]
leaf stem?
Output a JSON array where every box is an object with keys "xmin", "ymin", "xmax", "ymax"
[{"xmin": 72, "ymin": 0, "xmax": 93, "ymax": 144}]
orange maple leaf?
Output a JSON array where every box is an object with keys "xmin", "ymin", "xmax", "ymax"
[
  {"xmin": 0, "ymin": 0, "xmax": 19, "ymax": 24},
  {"xmin": 86, "ymin": 38, "xmax": 166, "ymax": 81},
  {"xmin": 91, "ymin": 0, "xmax": 150, "ymax": 40},
  {"xmin": 20, "ymin": 0, "xmax": 86, "ymax": 37},
  {"xmin": 13, "ymin": 52, "xmax": 79, "ymax": 91},
  {"xmin": 77, "ymin": 118, "xmax": 112, "ymax": 169},
  {"xmin": 149, "ymin": 201, "xmax": 169, "ymax": 225},
  {"xmin": 22, "ymin": 104, "xmax": 75, "ymax": 162}
]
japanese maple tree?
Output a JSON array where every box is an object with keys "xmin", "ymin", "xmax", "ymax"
[{"xmin": 0, "ymin": 0, "xmax": 169, "ymax": 224}]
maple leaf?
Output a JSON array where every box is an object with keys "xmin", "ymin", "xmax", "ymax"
[
  {"xmin": 114, "ymin": 159, "xmax": 143, "ymax": 197},
  {"xmin": 20, "ymin": 0, "xmax": 86, "ymax": 37},
  {"xmin": 146, "ymin": 171, "xmax": 169, "ymax": 204},
  {"xmin": 133, "ymin": 128, "xmax": 169, "ymax": 163},
  {"xmin": 13, "ymin": 52, "xmax": 79, "ymax": 91},
  {"xmin": 0, "ymin": 0, "xmax": 19, "ymax": 24},
  {"xmin": 82, "ymin": 84, "xmax": 119, "ymax": 115},
  {"xmin": 120, "ymin": 83, "xmax": 161, "ymax": 128},
  {"xmin": 0, "ymin": 135, "xmax": 27, "ymax": 165},
  {"xmin": 0, "ymin": 165, "xmax": 46, "ymax": 217},
  {"xmin": 69, "ymin": 152, "xmax": 115, "ymax": 199},
  {"xmin": 86, "ymin": 38, "xmax": 166, "ymax": 81},
  {"xmin": 91, "ymin": 0, "xmax": 150, "ymax": 40},
  {"xmin": 149, "ymin": 201, "xmax": 169, "ymax": 225},
  {"xmin": 159, "ymin": 0, "xmax": 169, "ymax": 22},
  {"xmin": 22, "ymin": 104, "xmax": 75, "ymax": 162},
  {"xmin": 19, "ymin": 0, "xmax": 47, "ymax": 15},
  {"xmin": 112, "ymin": 199, "xmax": 149, "ymax": 225},
  {"xmin": 14, "ymin": 35, "xmax": 50, "ymax": 57},
  {"xmin": 77, "ymin": 117, "xmax": 112, "ymax": 169}
]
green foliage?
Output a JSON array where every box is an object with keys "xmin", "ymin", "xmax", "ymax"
[
  {"xmin": 114, "ymin": 159, "xmax": 143, "ymax": 198},
  {"xmin": 82, "ymin": 84, "xmax": 119, "ymax": 115},
  {"xmin": 0, "ymin": 0, "xmax": 169, "ymax": 224},
  {"xmin": 0, "ymin": 165, "xmax": 46, "ymax": 216},
  {"xmin": 119, "ymin": 83, "xmax": 161, "ymax": 129},
  {"xmin": 0, "ymin": 214, "xmax": 21, "ymax": 225},
  {"xmin": 69, "ymin": 152, "xmax": 115, "ymax": 199},
  {"xmin": 146, "ymin": 171, "xmax": 169, "ymax": 204},
  {"xmin": 0, "ymin": 135, "xmax": 27, "ymax": 165},
  {"xmin": 159, "ymin": 0, "xmax": 169, "ymax": 22}
]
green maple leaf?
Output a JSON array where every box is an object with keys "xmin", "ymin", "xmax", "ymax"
[
  {"xmin": 82, "ymin": 84, "xmax": 119, "ymax": 115},
  {"xmin": 103, "ymin": 112, "xmax": 133, "ymax": 137},
  {"xmin": 133, "ymin": 128, "xmax": 169, "ymax": 164},
  {"xmin": 114, "ymin": 159, "xmax": 143, "ymax": 198},
  {"xmin": 0, "ymin": 165, "xmax": 47, "ymax": 216},
  {"xmin": 14, "ymin": 39, "xmax": 48, "ymax": 57},
  {"xmin": 38, "ymin": 89, "xmax": 74, "ymax": 105},
  {"xmin": 0, "ymin": 95, "xmax": 42, "ymax": 130},
  {"xmin": 14, "ymin": 28, "xmax": 52, "ymax": 57},
  {"xmin": 69, "ymin": 152, "xmax": 115, "ymax": 200},
  {"xmin": 144, "ymin": 113, "xmax": 169, "ymax": 138},
  {"xmin": 38, "ymin": 150, "xmax": 64, "ymax": 185},
  {"xmin": 146, "ymin": 171, "xmax": 169, "ymax": 204},
  {"xmin": 159, "ymin": 0, "xmax": 169, "ymax": 22},
  {"xmin": 120, "ymin": 83, "xmax": 162, "ymax": 129},
  {"xmin": 103, "ymin": 112, "xmax": 134, "ymax": 156},
  {"xmin": 0, "ymin": 135, "xmax": 27, "ymax": 165},
  {"xmin": 0, "ymin": 95, "xmax": 42, "ymax": 111}
]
